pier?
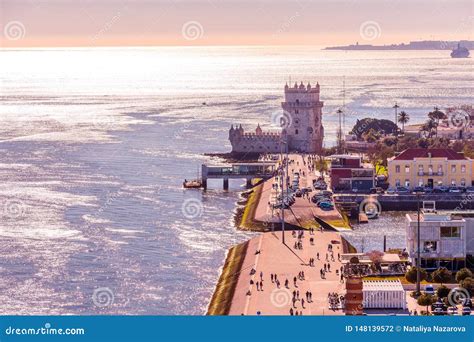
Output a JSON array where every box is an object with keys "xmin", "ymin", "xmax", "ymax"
[{"xmin": 201, "ymin": 162, "xmax": 277, "ymax": 190}]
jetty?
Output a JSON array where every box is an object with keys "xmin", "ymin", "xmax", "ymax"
[{"xmin": 201, "ymin": 162, "xmax": 277, "ymax": 190}]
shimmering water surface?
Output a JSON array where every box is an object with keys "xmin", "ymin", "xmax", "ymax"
[{"xmin": 0, "ymin": 47, "xmax": 472, "ymax": 314}]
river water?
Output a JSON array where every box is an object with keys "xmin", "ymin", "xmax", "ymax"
[{"xmin": 0, "ymin": 47, "xmax": 472, "ymax": 314}]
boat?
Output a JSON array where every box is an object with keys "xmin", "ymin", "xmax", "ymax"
[
  {"xmin": 451, "ymin": 43, "xmax": 470, "ymax": 58},
  {"xmin": 183, "ymin": 179, "xmax": 202, "ymax": 189},
  {"xmin": 183, "ymin": 166, "xmax": 203, "ymax": 189}
]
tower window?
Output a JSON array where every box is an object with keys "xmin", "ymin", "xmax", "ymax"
[
  {"xmin": 295, "ymin": 129, "xmax": 299, "ymax": 135},
  {"xmin": 295, "ymin": 99, "xmax": 299, "ymax": 105}
]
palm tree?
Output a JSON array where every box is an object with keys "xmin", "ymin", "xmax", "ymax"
[
  {"xmin": 398, "ymin": 111, "xmax": 410, "ymax": 133},
  {"xmin": 420, "ymin": 119, "xmax": 437, "ymax": 138},
  {"xmin": 428, "ymin": 107, "xmax": 446, "ymax": 137}
]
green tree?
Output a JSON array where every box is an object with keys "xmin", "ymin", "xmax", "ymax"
[
  {"xmin": 417, "ymin": 293, "xmax": 434, "ymax": 314},
  {"xmin": 436, "ymin": 285, "xmax": 450, "ymax": 298},
  {"xmin": 405, "ymin": 266, "xmax": 427, "ymax": 284},
  {"xmin": 455, "ymin": 268, "xmax": 473, "ymax": 283},
  {"xmin": 428, "ymin": 107, "xmax": 446, "ymax": 137},
  {"xmin": 398, "ymin": 111, "xmax": 410, "ymax": 133},
  {"xmin": 460, "ymin": 277, "xmax": 473, "ymax": 295},
  {"xmin": 432, "ymin": 267, "xmax": 452, "ymax": 285}
]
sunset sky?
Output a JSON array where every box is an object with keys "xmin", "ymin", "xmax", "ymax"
[{"xmin": 1, "ymin": 0, "xmax": 473, "ymax": 47}]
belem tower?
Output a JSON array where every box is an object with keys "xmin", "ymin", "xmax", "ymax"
[{"xmin": 229, "ymin": 81, "xmax": 324, "ymax": 154}]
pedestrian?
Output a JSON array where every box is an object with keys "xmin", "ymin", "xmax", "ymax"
[
  {"xmin": 328, "ymin": 264, "xmax": 331, "ymax": 272},
  {"xmin": 276, "ymin": 279, "xmax": 280, "ymax": 288},
  {"xmin": 301, "ymin": 298, "xmax": 305, "ymax": 309},
  {"xmin": 317, "ymin": 252, "xmax": 319, "ymax": 260},
  {"xmin": 259, "ymin": 281, "xmax": 263, "ymax": 291},
  {"xmin": 260, "ymin": 271, "xmax": 263, "ymax": 281},
  {"xmin": 290, "ymin": 308, "xmax": 294, "ymax": 316},
  {"xmin": 293, "ymin": 276, "xmax": 297, "ymax": 287},
  {"xmin": 271, "ymin": 274, "xmax": 274, "ymax": 283},
  {"xmin": 256, "ymin": 282, "xmax": 260, "ymax": 291},
  {"xmin": 285, "ymin": 279, "xmax": 289, "ymax": 288}
]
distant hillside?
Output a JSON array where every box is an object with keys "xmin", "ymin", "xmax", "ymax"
[{"xmin": 325, "ymin": 40, "xmax": 474, "ymax": 50}]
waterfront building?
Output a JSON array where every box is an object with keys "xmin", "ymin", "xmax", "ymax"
[
  {"xmin": 387, "ymin": 148, "xmax": 474, "ymax": 189},
  {"xmin": 229, "ymin": 82, "xmax": 324, "ymax": 153},
  {"xmin": 406, "ymin": 204, "xmax": 468, "ymax": 270},
  {"xmin": 330, "ymin": 155, "xmax": 375, "ymax": 192},
  {"xmin": 363, "ymin": 280, "xmax": 406, "ymax": 310}
]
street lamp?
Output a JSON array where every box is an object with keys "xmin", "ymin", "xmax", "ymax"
[{"xmin": 415, "ymin": 192, "xmax": 422, "ymax": 296}]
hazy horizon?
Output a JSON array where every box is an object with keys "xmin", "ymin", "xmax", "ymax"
[{"xmin": 1, "ymin": 0, "xmax": 473, "ymax": 48}]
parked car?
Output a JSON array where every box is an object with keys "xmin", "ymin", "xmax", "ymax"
[
  {"xmin": 423, "ymin": 187, "xmax": 434, "ymax": 193},
  {"xmin": 462, "ymin": 307, "xmax": 472, "ymax": 316},
  {"xmin": 424, "ymin": 284, "xmax": 435, "ymax": 295},
  {"xmin": 369, "ymin": 187, "xmax": 385, "ymax": 194},
  {"xmin": 466, "ymin": 187, "xmax": 474, "ymax": 193},
  {"xmin": 447, "ymin": 306, "xmax": 458, "ymax": 315},
  {"xmin": 412, "ymin": 186, "xmax": 425, "ymax": 193},
  {"xmin": 449, "ymin": 186, "xmax": 466, "ymax": 193},
  {"xmin": 386, "ymin": 188, "xmax": 396, "ymax": 194},
  {"xmin": 396, "ymin": 186, "xmax": 410, "ymax": 194}
]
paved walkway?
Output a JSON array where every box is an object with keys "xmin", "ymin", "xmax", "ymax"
[
  {"xmin": 254, "ymin": 154, "xmax": 344, "ymax": 228},
  {"xmin": 229, "ymin": 230, "xmax": 346, "ymax": 315}
]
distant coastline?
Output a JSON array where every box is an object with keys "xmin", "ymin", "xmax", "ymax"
[{"xmin": 325, "ymin": 40, "xmax": 474, "ymax": 51}]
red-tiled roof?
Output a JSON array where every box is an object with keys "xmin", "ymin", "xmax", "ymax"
[{"xmin": 393, "ymin": 148, "xmax": 466, "ymax": 161}]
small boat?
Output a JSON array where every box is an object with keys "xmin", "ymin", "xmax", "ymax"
[
  {"xmin": 183, "ymin": 166, "xmax": 202, "ymax": 189},
  {"xmin": 183, "ymin": 179, "xmax": 202, "ymax": 189},
  {"xmin": 451, "ymin": 43, "xmax": 470, "ymax": 58}
]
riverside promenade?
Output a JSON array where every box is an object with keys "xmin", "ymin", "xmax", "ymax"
[
  {"xmin": 254, "ymin": 154, "xmax": 347, "ymax": 230},
  {"xmin": 228, "ymin": 229, "xmax": 346, "ymax": 315}
]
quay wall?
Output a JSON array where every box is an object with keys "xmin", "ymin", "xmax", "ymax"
[{"xmin": 334, "ymin": 193, "xmax": 474, "ymax": 211}]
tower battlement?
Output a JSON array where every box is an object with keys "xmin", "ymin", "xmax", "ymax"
[{"xmin": 229, "ymin": 82, "xmax": 324, "ymax": 154}]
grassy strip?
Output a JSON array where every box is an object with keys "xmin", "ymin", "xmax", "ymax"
[
  {"xmin": 207, "ymin": 241, "xmax": 249, "ymax": 315},
  {"xmin": 238, "ymin": 183, "xmax": 269, "ymax": 232}
]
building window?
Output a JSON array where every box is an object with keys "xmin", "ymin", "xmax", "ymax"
[
  {"xmin": 461, "ymin": 178, "xmax": 466, "ymax": 186},
  {"xmin": 395, "ymin": 179, "xmax": 400, "ymax": 187},
  {"xmin": 451, "ymin": 179, "xmax": 456, "ymax": 186},
  {"xmin": 440, "ymin": 226, "xmax": 461, "ymax": 238},
  {"xmin": 461, "ymin": 165, "xmax": 466, "ymax": 173},
  {"xmin": 295, "ymin": 129, "xmax": 299, "ymax": 135},
  {"xmin": 405, "ymin": 165, "xmax": 410, "ymax": 173},
  {"xmin": 428, "ymin": 165, "xmax": 433, "ymax": 175},
  {"xmin": 405, "ymin": 180, "xmax": 410, "ymax": 188},
  {"xmin": 295, "ymin": 110, "xmax": 299, "ymax": 114},
  {"xmin": 451, "ymin": 165, "xmax": 456, "ymax": 173},
  {"xmin": 423, "ymin": 241, "xmax": 437, "ymax": 253},
  {"xmin": 437, "ymin": 165, "xmax": 443, "ymax": 174},
  {"xmin": 419, "ymin": 179, "xmax": 423, "ymax": 186},
  {"xmin": 296, "ymin": 99, "xmax": 299, "ymax": 105},
  {"xmin": 395, "ymin": 165, "xmax": 400, "ymax": 173}
]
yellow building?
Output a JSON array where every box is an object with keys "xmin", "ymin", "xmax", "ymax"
[{"xmin": 387, "ymin": 149, "xmax": 473, "ymax": 189}]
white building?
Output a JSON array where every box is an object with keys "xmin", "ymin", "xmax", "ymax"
[
  {"xmin": 363, "ymin": 280, "xmax": 406, "ymax": 309},
  {"xmin": 406, "ymin": 202, "xmax": 467, "ymax": 270}
]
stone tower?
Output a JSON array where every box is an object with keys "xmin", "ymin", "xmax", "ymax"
[{"xmin": 282, "ymin": 82, "xmax": 324, "ymax": 153}]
